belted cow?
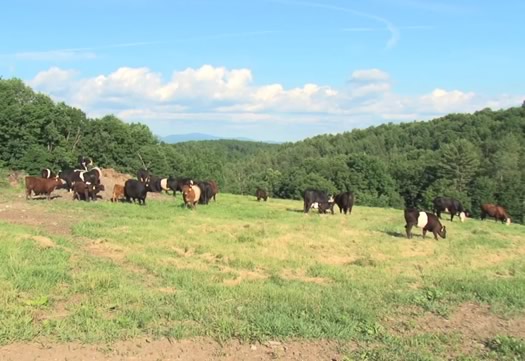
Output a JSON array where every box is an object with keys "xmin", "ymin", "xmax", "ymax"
[
  {"xmin": 433, "ymin": 197, "xmax": 469, "ymax": 222},
  {"xmin": 404, "ymin": 208, "xmax": 447, "ymax": 240}
]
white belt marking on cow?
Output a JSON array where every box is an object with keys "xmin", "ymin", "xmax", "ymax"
[
  {"xmin": 311, "ymin": 202, "xmax": 319, "ymax": 209},
  {"xmin": 160, "ymin": 178, "xmax": 168, "ymax": 191},
  {"xmin": 79, "ymin": 171, "xmax": 85, "ymax": 182},
  {"xmin": 44, "ymin": 168, "xmax": 50, "ymax": 178},
  {"xmin": 417, "ymin": 212, "xmax": 428, "ymax": 228}
]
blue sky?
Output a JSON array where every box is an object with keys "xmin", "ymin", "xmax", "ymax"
[{"xmin": 1, "ymin": 0, "xmax": 524, "ymax": 142}]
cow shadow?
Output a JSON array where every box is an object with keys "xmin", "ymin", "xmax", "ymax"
[
  {"xmin": 28, "ymin": 195, "xmax": 62, "ymax": 200},
  {"xmin": 286, "ymin": 208, "xmax": 305, "ymax": 213},
  {"xmin": 383, "ymin": 230, "xmax": 406, "ymax": 238}
]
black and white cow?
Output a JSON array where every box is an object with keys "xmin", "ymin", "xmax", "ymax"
[
  {"xmin": 432, "ymin": 197, "xmax": 469, "ymax": 222},
  {"xmin": 404, "ymin": 208, "xmax": 447, "ymax": 240},
  {"xmin": 41, "ymin": 168, "xmax": 57, "ymax": 179},
  {"xmin": 167, "ymin": 176, "xmax": 193, "ymax": 197},
  {"xmin": 303, "ymin": 189, "xmax": 334, "ymax": 214}
]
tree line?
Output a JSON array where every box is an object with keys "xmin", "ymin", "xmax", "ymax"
[{"xmin": 1, "ymin": 78, "xmax": 524, "ymax": 223}]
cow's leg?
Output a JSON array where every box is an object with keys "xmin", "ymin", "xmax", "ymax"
[
  {"xmin": 405, "ymin": 223, "xmax": 413, "ymax": 239},
  {"xmin": 422, "ymin": 229, "xmax": 427, "ymax": 239},
  {"xmin": 450, "ymin": 213, "xmax": 454, "ymax": 222},
  {"xmin": 432, "ymin": 231, "xmax": 438, "ymax": 240},
  {"xmin": 304, "ymin": 201, "xmax": 310, "ymax": 213}
]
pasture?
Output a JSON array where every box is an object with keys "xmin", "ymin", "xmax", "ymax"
[{"xmin": 0, "ymin": 185, "xmax": 524, "ymax": 360}]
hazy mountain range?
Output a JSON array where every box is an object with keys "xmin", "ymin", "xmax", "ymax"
[{"xmin": 160, "ymin": 133, "xmax": 280, "ymax": 144}]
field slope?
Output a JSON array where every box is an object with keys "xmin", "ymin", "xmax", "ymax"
[{"xmin": 0, "ymin": 188, "xmax": 524, "ymax": 360}]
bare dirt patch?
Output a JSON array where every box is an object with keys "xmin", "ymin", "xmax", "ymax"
[
  {"xmin": 387, "ymin": 303, "xmax": 525, "ymax": 354},
  {"xmin": 31, "ymin": 235, "xmax": 56, "ymax": 248},
  {"xmin": 0, "ymin": 201, "xmax": 75, "ymax": 235},
  {"xmin": 0, "ymin": 338, "xmax": 347, "ymax": 361}
]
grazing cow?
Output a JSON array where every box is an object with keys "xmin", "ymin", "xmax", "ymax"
[
  {"xmin": 41, "ymin": 168, "xmax": 56, "ymax": 179},
  {"xmin": 167, "ymin": 176, "xmax": 193, "ymax": 197},
  {"xmin": 111, "ymin": 184, "xmax": 125, "ymax": 202},
  {"xmin": 137, "ymin": 169, "xmax": 150, "ymax": 183},
  {"xmin": 256, "ymin": 188, "xmax": 268, "ymax": 201},
  {"xmin": 182, "ymin": 184, "xmax": 202, "ymax": 209},
  {"xmin": 404, "ymin": 208, "xmax": 447, "ymax": 240},
  {"xmin": 72, "ymin": 181, "xmax": 96, "ymax": 202},
  {"xmin": 334, "ymin": 192, "xmax": 354, "ymax": 215},
  {"xmin": 303, "ymin": 189, "xmax": 334, "ymax": 214},
  {"xmin": 124, "ymin": 179, "xmax": 149, "ymax": 205},
  {"xmin": 480, "ymin": 203, "xmax": 511, "ymax": 225},
  {"xmin": 433, "ymin": 197, "xmax": 469, "ymax": 222},
  {"xmin": 197, "ymin": 181, "xmax": 213, "ymax": 205},
  {"xmin": 25, "ymin": 176, "xmax": 63, "ymax": 200}
]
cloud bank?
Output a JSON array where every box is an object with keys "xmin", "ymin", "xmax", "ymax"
[{"xmin": 29, "ymin": 65, "xmax": 523, "ymax": 141}]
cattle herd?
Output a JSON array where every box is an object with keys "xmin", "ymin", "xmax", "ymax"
[
  {"xmin": 25, "ymin": 156, "xmax": 218, "ymax": 208},
  {"xmin": 24, "ymin": 156, "xmax": 513, "ymax": 238}
]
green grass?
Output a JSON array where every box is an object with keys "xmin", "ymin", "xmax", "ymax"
[{"xmin": 0, "ymin": 191, "xmax": 524, "ymax": 359}]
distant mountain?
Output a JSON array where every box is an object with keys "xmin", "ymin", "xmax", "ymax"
[
  {"xmin": 160, "ymin": 133, "xmax": 281, "ymax": 144},
  {"xmin": 160, "ymin": 133, "xmax": 221, "ymax": 143}
]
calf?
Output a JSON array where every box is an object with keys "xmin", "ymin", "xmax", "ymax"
[
  {"xmin": 182, "ymin": 184, "xmax": 202, "ymax": 209},
  {"xmin": 256, "ymin": 188, "xmax": 268, "ymax": 201},
  {"xmin": 303, "ymin": 189, "xmax": 334, "ymax": 214},
  {"xmin": 480, "ymin": 203, "xmax": 511, "ymax": 225},
  {"xmin": 404, "ymin": 208, "xmax": 447, "ymax": 240},
  {"xmin": 433, "ymin": 197, "xmax": 468, "ymax": 222},
  {"xmin": 334, "ymin": 192, "xmax": 354, "ymax": 215},
  {"xmin": 25, "ymin": 176, "xmax": 63, "ymax": 200},
  {"xmin": 111, "ymin": 184, "xmax": 125, "ymax": 202},
  {"xmin": 72, "ymin": 181, "xmax": 96, "ymax": 202},
  {"xmin": 124, "ymin": 179, "xmax": 149, "ymax": 205}
]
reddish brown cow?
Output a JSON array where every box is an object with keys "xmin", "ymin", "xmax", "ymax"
[
  {"xmin": 111, "ymin": 184, "xmax": 125, "ymax": 203},
  {"xmin": 72, "ymin": 181, "xmax": 95, "ymax": 201},
  {"xmin": 480, "ymin": 203, "xmax": 511, "ymax": 225},
  {"xmin": 182, "ymin": 184, "xmax": 202, "ymax": 209},
  {"xmin": 25, "ymin": 176, "xmax": 63, "ymax": 200},
  {"xmin": 208, "ymin": 180, "xmax": 219, "ymax": 201}
]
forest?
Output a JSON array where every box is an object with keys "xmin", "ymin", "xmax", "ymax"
[{"xmin": 1, "ymin": 78, "xmax": 524, "ymax": 223}]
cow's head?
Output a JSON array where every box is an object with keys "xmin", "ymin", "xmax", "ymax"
[{"xmin": 439, "ymin": 225, "xmax": 447, "ymax": 239}]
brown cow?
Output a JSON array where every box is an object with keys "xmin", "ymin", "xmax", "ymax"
[
  {"xmin": 111, "ymin": 184, "xmax": 125, "ymax": 202},
  {"xmin": 182, "ymin": 184, "xmax": 202, "ymax": 209},
  {"xmin": 256, "ymin": 188, "xmax": 268, "ymax": 202},
  {"xmin": 480, "ymin": 203, "xmax": 511, "ymax": 225},
  {"xmin": 25, "ymin": 176, "xmax": 63, "ymax": 200},
  {"xmin": 72, "ymin": 181, "xmax": 95, "ymax": 201},
  {"xmin": 208, "ymin": 180, "xmax": 219, "ymax": 201}
]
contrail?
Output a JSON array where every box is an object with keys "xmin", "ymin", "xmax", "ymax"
[{"xmin": 267, "ymin": 0, "xmax": 400, "ymax": 49}]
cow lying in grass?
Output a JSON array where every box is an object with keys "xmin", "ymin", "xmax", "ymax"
[{"xmin": 404, "ymin": 208, "xmax": 447, "ymax": 240}]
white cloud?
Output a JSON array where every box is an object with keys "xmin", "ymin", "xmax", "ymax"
[{"xmin": 28, "ymin": 65, "xmax": 524, "ymax": 141}]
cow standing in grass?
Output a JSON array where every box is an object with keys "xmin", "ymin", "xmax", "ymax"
[
  {"xmin": 334, "ymin": 192, "xmax": 354, "ymax": 215},
  {"xmin": 182, "ymin": 184, "xmax": 202, "ymax": 209},
  {"xmin": 25, "ymin": 176, "xmax": 63, "ymax": 200},
  {"xmin": 480, "ymin": 203, "xmax": 511, "ymax": 225},
  {"xmin": 404, "ymin": 208, "xmax": 447, "ymax": 240},
  {"xmin": 433, "ymin": 197, "xmax": 469, "ymax": 222}
]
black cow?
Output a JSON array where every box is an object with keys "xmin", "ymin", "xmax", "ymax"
[
  {"xmin": 72, "ymin": 181, "xmax": 96, "ymax": 202},
  {"xmin": 167, "ymin": 177, "xmax": 193, "ymax": 197},
  {"xmin": 404, "ymin": 208, "xmax": 447, "ymax": 240},
  {"xmin": 334, "ymin": 192, "xmax": 354, "ymax": 215},
  {"xmin": 303, "ymin": 189, "xmax": 334, "ymax": 214},
  {"xmin": 137, "ymin": 169, "xmax": 150, "ymax": 183},
  {"xmin": 432, "ymin": 197, "xmax": 469, "ymax": 222},
  {"xmin": 197, "ymin": 181, "xmax": 214, "ymax": 205},
  {"xmin": 256, "ymin": 188, "xmax": 268, "ymax": 201},
  {"xmin": 124, "ymin": 179, "xmax": 149, "ymax": 205}
]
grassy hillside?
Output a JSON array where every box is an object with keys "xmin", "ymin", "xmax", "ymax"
[{"xmin": 0, "ymin": 187, "xmax": 524, "ymax": 359}]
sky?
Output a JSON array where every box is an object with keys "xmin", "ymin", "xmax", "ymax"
[{"xmin": 1, "ymin": 0, "xmax": 524, "ymax": 142}]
